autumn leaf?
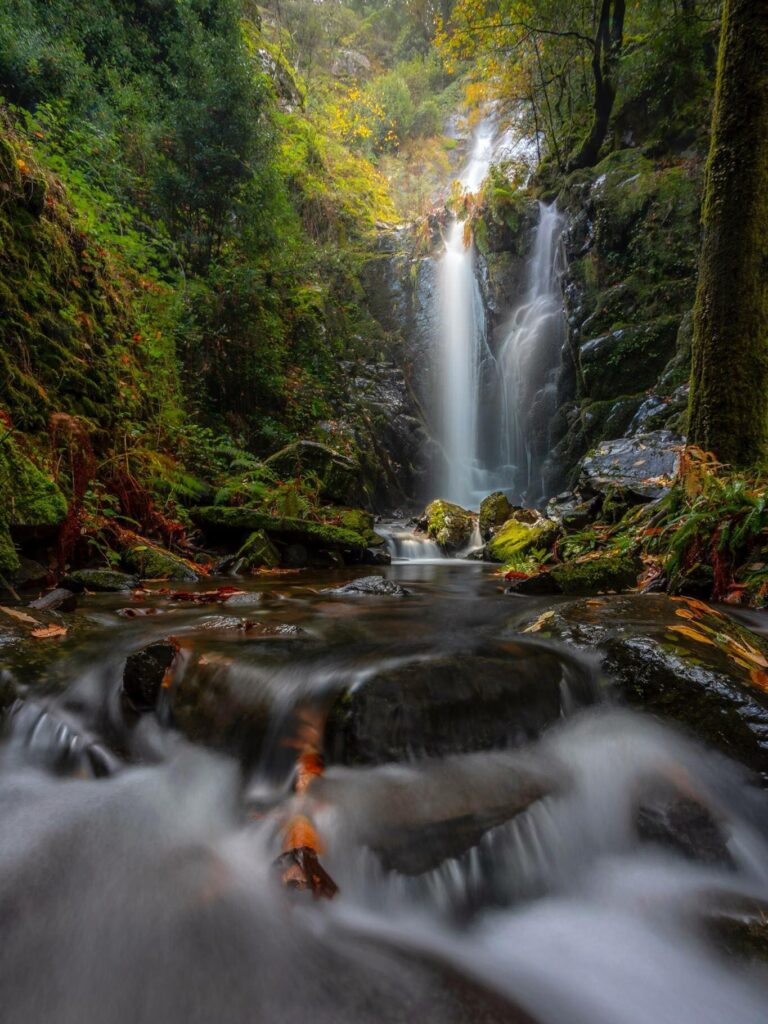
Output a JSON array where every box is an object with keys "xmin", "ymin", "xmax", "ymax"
[
  {"xmin": 524, "ymin": 610, "xmax": 555, "ymax": 633},
  {"xmin": 0, "ymin": 606, "xmax": 40, "ymax": 626},
  {"xmin": 668, "ymin": 624, "xmax": 717, "ymax": 647},
  {"xmin": 31, "ymin": 624, "xmax": 67, "ymax": 639}
]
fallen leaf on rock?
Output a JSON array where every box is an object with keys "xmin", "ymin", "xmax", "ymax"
[
  {"xmin": 668, "ymin": 624, "xmax": 717, "ymax": 647},
  {"xmin": 31, "ymin": 624, "xmax": 67, "ymax": 639},
  {"xmin": 0, "ymin": 606, "xmax": 40, "ymax": 626},
  {"xmin": 523, "ymin": 610, "xmax": 555, "ymax": 633}
]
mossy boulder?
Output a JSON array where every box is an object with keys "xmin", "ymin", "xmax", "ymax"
[
  {"xmin": 235, "ymin": 530, "xmax": 280, "ymax": 571},
  {"xmin": 507, "ymin": 554, "xmax": 641, "ymax": 596},
  {"xmin": 122, "ymin": 541, "xmax": 199, "ymax": 582},
  {"xmin": 486, "ymin": 511, "xmax": 557, "ymax": 564},
  {"xmin": 264, "ymin": 440, "xmax": 362, "ymax": 505},
  {"xmin": 64, "ymin": 569, "xmax": 140, "ymax": 592},
  {"xmin": 479, "ymin": 491, "xmax": 513, "ymax": 540},
  {"xmin": 421, "ymin": 499, "xmax": 474, "ymax": 553},
  {"xmin": 194, "ymin": 506, "xmax": 380, "ymax": 554}
]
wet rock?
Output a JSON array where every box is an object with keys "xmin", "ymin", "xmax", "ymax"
[
  {"xmin": 365, "ymin": 547, "xmax": 391, "ymax": 565},
  {"xmin": 516, "ymin": 594, "xmax": 768, "ymax": 775},
  {"xmin": 486, "ymin": 510, "xmax": 558, "ymax": 565},
  {"xmin": 62, "ymin": 569, "xmax": 140, "ymax": 592},
  {"xmin": 265, "ymin": 440, "xmax": 362, "ymax": 505},
  {"xmin": 122, "ymin": 542, "xmax": 199, "ymax": 582},
  {"xmin": 326, "ymin": 643, "xmax": 595, "ymax": 765},
  {"xmin": 122, "ymin": 639, "xmax": 179, "ymax": 712},
  {"xmin": 28, "ymin": 587, "xmax": 77, "ymax": 613},
  {"xmin": 222, "ymin": 592, "xmax": 263, "ymax": 608},
  {"xmin": 506, "ymin": 554, "xmax": 641, "ymax": 596},
  {"xmin": 326, "ymin": 575, "xmax": 409, "ymax": 597},
  {"xmin": 479, "ymin": 492, "xmax": 513, "ymax": 540},
  {"xmin": 236, "ymin": 530, "xmax": 280, "ymax": 571},
  {"xmin": 636, "ymin": 797, "xmax": 732, "ymax": 866},
  {"xmin": 420, "ymin": 499, "xmax": 474, "ymax": 553},
  {"xmin": 578, "ymin": 431, "xmax": 681, "ymax": 501},
  {"xmin": 545, "ymin": 491, "xmax": 602, "ymax": 529}
]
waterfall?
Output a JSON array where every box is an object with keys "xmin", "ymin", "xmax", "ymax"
[
  {"xmin": 497, "ymin": 202, "xmax": 566, "ymax": 504},
  {"xmin": 434, "ymin": 118, "xmax": 566, "ymax": 510},
  {"xmin": 435, "ymin": 121, "xmax": 495, "ymax": 508}
]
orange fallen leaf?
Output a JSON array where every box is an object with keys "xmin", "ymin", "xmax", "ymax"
[
  {"xmin": 0, "ymin": 606, "xmax": 41, "ymax": 626},
  {"xmin": 31, "ymin": 624, "xmax": 67, "ymax": 639},
  {"xmin": 668, "ymin": 625, "xmax": 717, "ymax": 647},
  {"xmin": 282, "ymin": 815, "xmax": 323, "ymax": 855}
]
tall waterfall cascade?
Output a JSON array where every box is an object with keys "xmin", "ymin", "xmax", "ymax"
[{"xmin": 434, "ymin": 117, "xmax": 567, "ymax": 509}]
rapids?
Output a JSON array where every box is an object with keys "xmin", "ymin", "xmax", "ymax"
[{"xmin": 1, "ymin": 561, "xmax": 768, "ymax": 1024}]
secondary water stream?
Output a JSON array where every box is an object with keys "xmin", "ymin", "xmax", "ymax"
[{"xmin": 2, "ymin": 562, "xmax": 768, "ymax": 1024}]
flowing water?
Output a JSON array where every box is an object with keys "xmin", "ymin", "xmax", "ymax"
[
  {"xmin": 2, "ymin": 563, "xmax": 768, "ymax": 1024},
  {"xmin": 435, "ymin": 119, "xmax": 566, "ymax": 508}
]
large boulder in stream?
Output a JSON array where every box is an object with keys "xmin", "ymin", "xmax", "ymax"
[
  {"xmin": 325, "ymin": 642, "xmax": 596, "ymax": 766},
  {"xmin": 419, "ymin": 499, "xmax": 474, "ymax": 553},
  {"xmin": 515, "ymin": 594, "xmax": 768, "ymax": 775}
]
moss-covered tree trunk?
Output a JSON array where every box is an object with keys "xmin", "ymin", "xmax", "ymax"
[{"xmin": 688, "ymin": 0, "xmax": 768, "ymax": 465}]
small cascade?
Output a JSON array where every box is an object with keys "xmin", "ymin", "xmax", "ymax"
[
  {"xmin": 379, "ymin": 523, "xmax": 443, "ymax": 562},
  {"xmin": 497, "ymin": 202, "xmax": 566, "ymax": 504}
]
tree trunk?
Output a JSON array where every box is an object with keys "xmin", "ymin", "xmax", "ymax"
[
  {"xmin": 568, "ymin": 0, "xmax": 625, "ymax": 170},
  {"xmin": 688, "ymin": 0, "xmax": 768, "ymax": 465}
]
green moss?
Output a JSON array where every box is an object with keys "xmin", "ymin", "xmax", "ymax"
[
  {"xmin": 195, "ymin": 505, "xmax": 373, "ymax": 550},
  {"xmin": 486, "ymin": 515, "xmax": 557, "ymax": 564},
  {"xmin": 264, "ymin": 440, "xmax": 362, "ymax": 505},
  {"xmin": 423, "ymin": 499, "xmax": 473, "ymax": 552},
  {"xmin": 236, "ymin": 529, "xmax": 280, "ymax": 570},
  {"xmin": 0, "ymin": 521, "xmax": 19, "ymax": 576},
  {"xmin": 549, "ymin": 554, "xmax": 640, "ymax": 595},
  {"xmin": 0, "ymin": 434, "xmax": 67, "ymax": 575},
  {"xmin": 479, "ymin": 491, "xmax": 513, "ymax": 539},
  {"xmin": 122, "ymin": 541, "xmax": 199, "ymax": 581}
]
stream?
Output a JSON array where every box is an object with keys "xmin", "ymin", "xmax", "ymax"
[{"xmin": 2, "ymin": 557, "xmax": 768, "ymax": 1023}]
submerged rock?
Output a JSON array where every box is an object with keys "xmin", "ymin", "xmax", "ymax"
[
  {"xmin": 420, "ymin": 499, "xmax": 474, "ymax": 553},
  {"xmin": 516, "ymin": 594, "xmax": 768, "ymax": 775},
  {"xmin": 326, "ymin": 575, "xmax": 409, "ymax": 597},
  {"xmin": 578, "ymin": 431, "xmax": 681, "ymax": 500}
]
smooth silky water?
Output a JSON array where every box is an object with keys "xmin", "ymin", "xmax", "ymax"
[{"xmin": 2, "ymin": 561, "xmax": 768, "ymax": 1024}]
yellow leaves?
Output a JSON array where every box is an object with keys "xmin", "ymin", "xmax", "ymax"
[
  {"xmin": 16, "ymin": 157, "xmax": 29, "ymax": 175},
  {"xmin": 523, "ymin": 609, "xmax": 555, "ymax": 633}
]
